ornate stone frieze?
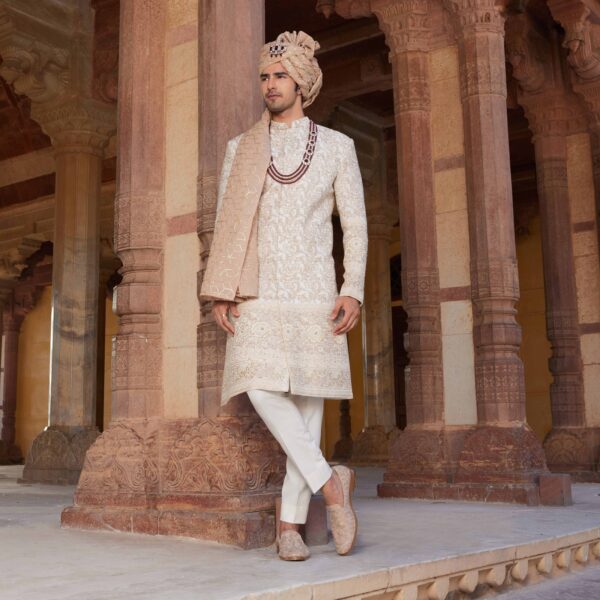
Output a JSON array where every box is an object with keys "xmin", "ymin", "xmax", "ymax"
[
  {"xmin": 470, "ymin": 258, "xmax": 519, "ymax": 299},
  {"xmin": 162, "ymin": 417, "xmax": 285, "ymax": 494},
  {"xmin": 77, "ymin": 422, "xmax": 158, "ymax": 496},
  {"xmin": 459, "ymin": 55, "xmax": 507, "ymax": 98},
  {"xmin": 401, "ymin": 268, "xmax": 441, "ymax": 307},
  {"xmin": 115, "ymin": 192, "xmax": 164, "ymax": 252}
]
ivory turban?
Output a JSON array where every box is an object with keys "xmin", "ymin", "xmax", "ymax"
[{"xmin": 259, "ymin": 31, "xmax": 323, "ymax": 109}]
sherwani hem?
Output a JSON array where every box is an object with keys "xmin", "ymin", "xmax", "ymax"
[{"xmin": 222, "ymin": 381, "xmax": 354, "ymax": 405}]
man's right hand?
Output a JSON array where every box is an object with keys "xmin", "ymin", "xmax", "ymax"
[{"xmin": 212, "ymin": 300, "xmax": 240, "ymax": 335}]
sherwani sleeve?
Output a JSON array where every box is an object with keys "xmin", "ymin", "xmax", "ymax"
[{"xmin": 334, "ymin": 137, "xmax": 368, "ymax": 306}]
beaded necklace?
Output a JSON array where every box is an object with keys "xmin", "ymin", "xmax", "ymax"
[{"xmin": 267, "ymin": 119, "xmax": 318, "ymax": 184}]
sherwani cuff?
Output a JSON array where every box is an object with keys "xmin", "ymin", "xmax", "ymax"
[{"xmin": 339, "ymin": 286, "xmax": 364, "ymax": 307}]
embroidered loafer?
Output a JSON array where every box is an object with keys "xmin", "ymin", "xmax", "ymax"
[
  {"xmin": 277, "ymin": 530, "xmax": 310, "ymax": 561},
  {"xmin": 327, "ymin": 465, "xmax": 358, "ymax": 555}
]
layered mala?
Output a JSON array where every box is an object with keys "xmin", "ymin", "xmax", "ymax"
[{"xmin": 267, "ymin": 120, "xmax": 318, "ymax": 184}]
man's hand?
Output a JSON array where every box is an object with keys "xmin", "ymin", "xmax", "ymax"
[
  {"xmin": 331, "ymin": 296, "xmax": 361, "ymax": 335},
  {"xmin": 212, "ymin": 300, "xmax": 240, "ymax": 335}
]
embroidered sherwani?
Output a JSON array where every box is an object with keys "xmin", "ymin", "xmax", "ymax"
[{"xmin": 217, "ymin": 116, "xmax": 368, "ymax": 405}]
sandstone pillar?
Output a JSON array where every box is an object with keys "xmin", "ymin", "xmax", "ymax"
[
  {"xmin": 0, "ymin": 264, "xmax": 51, "ymax": 464},
  {"xmin": 439, "ymin": 1, "xmax": 552, "ymax": 499},
  {"xmin": 194, "ymin": 0, "xmax": 286, "ymax": 546},
  {"xmin": 62, "ymin": 0, "xmax": 167, "ymax": 524},
  {"xmin": 514, "ymin": 4, "xmax": 600, "ymax": 479},
  {"xmin": 63, "ymin": 0, "xmax": 284, "ymax": 549},
  {"xmin": 0, "ymin": 0, "xmax": 116, "ymax": 483},
  {"xmin": 20, "ymin": 102, "xmax": 114, "ymax": 484},
  {"xmin": 367, "ymin": 0, "xmax": 453, "ymax": 496},
  {"xmin": 0, "ymin": 302, "xmax": 23, "ymax": 464},
  {"xmin": 323, "ymin": 0, "xmax": 561, "ymax": 504}
]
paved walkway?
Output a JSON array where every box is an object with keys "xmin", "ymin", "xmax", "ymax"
[{"xmin": 2, "ymin": 465, "xmax": 600, "ymax": 599}]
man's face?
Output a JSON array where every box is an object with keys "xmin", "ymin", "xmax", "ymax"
[{"xmin": 260, "ymin": 62, "xmax": 302, "ymax": 113}]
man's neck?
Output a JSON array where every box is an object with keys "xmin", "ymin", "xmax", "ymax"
[{"xmin": 270, "ymin": 106, "xmax": 305, "ymax": 126}]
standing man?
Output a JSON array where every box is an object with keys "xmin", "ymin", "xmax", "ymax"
[{"xmin": 200, "ymin": 31, "xmax": 367, "ymax": 561}]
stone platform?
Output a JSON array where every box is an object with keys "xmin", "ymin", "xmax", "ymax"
[{"xmin": 2, "ymin": 465, "xmax": 600, "ymax": 600}]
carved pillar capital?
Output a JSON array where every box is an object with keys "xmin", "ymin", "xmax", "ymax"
[
  {"xmin": 32, "ymin": 98, "xmax": 116, "ymax": 155},
  {"xmin": 371, "ymin": 0, "xmax": 431, "ymax": 55},
  {"xmin": 443, "ymin": 0, "xmax": 508, "ymax": 36}
]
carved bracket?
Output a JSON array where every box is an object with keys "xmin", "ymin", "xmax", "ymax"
[{"xmin": 548, "ymin": 0, "xmax": 600, "ymax": 82}]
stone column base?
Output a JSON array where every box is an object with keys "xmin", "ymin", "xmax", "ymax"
[
  {"xmin": 61, "ymin": 416, "xmax": 286, "ymax": 549},
  {"xmin": 544, "ymin": 427, "xmax": 600, "ymax": 482},
  {"xmin": 20, "ymin": 427, "xmax": 99, "ymax": 484},
  {"xmin": 0, "ymin": 440, "xmax": 22, "ymax": 464},
  {"xmin": 332, "ymin": 435, "xmax": 353, "ymax": 461},
  {"xmin": 350, "ymin": 425, "xmax": 396, "ymax": 465},
  {"xmin": 378, "ymin": 425, "xmax": 569, "ymax": 506}
]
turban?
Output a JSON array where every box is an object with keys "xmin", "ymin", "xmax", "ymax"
[{"xmin": 259, "ymin": 31, "xmax": 323, "ymax": 109}]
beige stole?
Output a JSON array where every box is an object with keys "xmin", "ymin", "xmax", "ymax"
[{"xmin": 199, "ymin": 110, "xmax": 271, "ymax": 302}]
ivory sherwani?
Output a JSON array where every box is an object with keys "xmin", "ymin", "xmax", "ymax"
[{"xmin": 217, "ymin": 116, "xmax": 368, "ymax": 405}]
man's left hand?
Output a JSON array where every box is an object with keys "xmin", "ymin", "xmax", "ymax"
[{"xmin": 331, "ymin": 296, "xmax": 361, "ymax": 335}]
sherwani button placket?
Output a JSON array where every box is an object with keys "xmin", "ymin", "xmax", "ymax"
[{"xmin": 274, "ymin": 126, "xmax": 289, "ymax": 391}]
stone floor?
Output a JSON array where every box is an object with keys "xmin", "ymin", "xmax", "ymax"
[{"xmin": 2, "ymin": 464, "xmax": 600, "ymax": 600}]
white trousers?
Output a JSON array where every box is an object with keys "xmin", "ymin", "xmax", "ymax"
[{"xmin": 247, "ymin": 389, "xmax": 333, "ymax": 524}]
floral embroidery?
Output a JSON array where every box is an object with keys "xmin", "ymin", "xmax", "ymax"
[{"xmin": 216, "ymin": 117, "xmax": 368, "ymax": 405}]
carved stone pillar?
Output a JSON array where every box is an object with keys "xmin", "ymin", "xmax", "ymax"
[
  {"xmin": 21, "ymin": 102, "xmax": 114, "ymax": 484},
  {"xmin": 367, "ymin": 0, "xmax": 455, "ymax": 496},
  {"xmin": 515, "ymin": 4, "xmax": 600, "ymax": 479},
  {"xmin": 439, "ymin": 0, "xmax": 552, "ymax": 498},
  {"xmin": 351, "ymin": 206, "xmax": 396, "ymax": 464},
  {"xmin": 0, "ymin": 301, "xmax": 24, "ymax": 464},
  {"xmin": 62, "ymin": 0, "xmax": 167, "ymax": 525},
  {"xmin": 193, "ymin": 0, "xmax": 285, "ymax": 547},
  {"xmin": 0, "ymin": 0, "xmax": 116, "ymax": 483},
  {"xmin": 325, "ymin": 0, "xmax": 561, "ymax": 504},
  {"xmin": 63, "ymin": 0, "xmax": 284, "ymax": 549},
  {"xmin": 0, "ymin": 263, "xmax": 51, "ymax": 465},
  {"xmin": 526, "ymin": 101, "xmax": 586, "ymax": 423}
]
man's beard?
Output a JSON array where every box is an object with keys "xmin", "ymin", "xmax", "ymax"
[{"xmin": 265, "ymin": 94, "xmax": 295, "ymax": 113}]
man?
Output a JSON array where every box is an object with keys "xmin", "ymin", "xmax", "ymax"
[{"xmin": 199, "ymin": 31, "xmax": 367, "ymax": 561}]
